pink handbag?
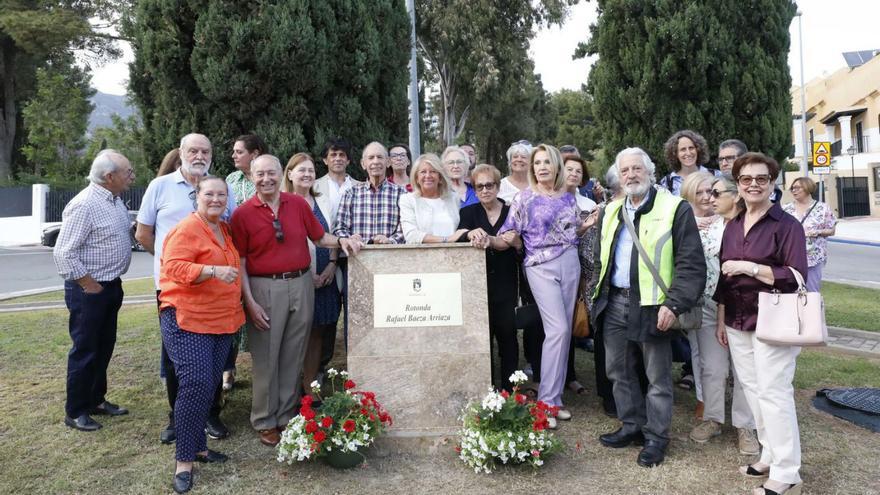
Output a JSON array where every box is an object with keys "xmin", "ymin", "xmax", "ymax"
[{"xmin": 756, "ymin": 267, "xmax": 827, "ymax": 346}]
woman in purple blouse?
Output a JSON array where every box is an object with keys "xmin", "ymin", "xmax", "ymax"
[
  {"xmin": 496, "ymin": 144, "xmax": 593, "ymax": 429},
  {"xmin": 714, "ymin": 153, "xmax": 807, "ymax": 495}
]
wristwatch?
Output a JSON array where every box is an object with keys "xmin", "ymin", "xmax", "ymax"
[{"xmin": 751, "ymin": 264, "xmax": 759, "ymax": 277}]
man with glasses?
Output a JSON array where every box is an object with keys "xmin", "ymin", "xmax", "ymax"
[
  {"xmin": 55, "ymin": 150, "xmax": 135, "ymax": 432},
  {"xmin": 460, "ymin": 143, "xmax": 478, "ymax": 183},
  {"xmin": 231, "ymin": 155, "xmax": 360, "ymax": 447},
  {"xmin": 136, "ymin": 133, "xmax": 236, "ymax": 444},
  {"xmin": 717, "ymin": 139, "xmax": 747, "ymax": 175}
]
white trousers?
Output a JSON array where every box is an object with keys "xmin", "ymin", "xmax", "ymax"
[
  {"xmin": 695, "ymin": 301, "xmax": 754, "ymax": 428},
  {"xmin": 727, "ymin": 327, "xmax": 802, "ymax": 485}
]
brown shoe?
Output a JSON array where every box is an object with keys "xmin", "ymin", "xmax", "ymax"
[
  {"xmin": 258, "ymin": 428, "xmax": 280, "ymax": 447},
  {"xmin": 694, "ymin": 400, "xmax": 704, "ymax": 420}
]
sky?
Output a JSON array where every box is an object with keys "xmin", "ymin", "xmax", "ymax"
[{"xmin": 91, "ymin": 1, "xmax": 880, "ymax": 96}]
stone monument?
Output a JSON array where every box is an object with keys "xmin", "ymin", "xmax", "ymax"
[{"xmin": 347, "ymin": 243, "xmax": 491, "ymax": 437}]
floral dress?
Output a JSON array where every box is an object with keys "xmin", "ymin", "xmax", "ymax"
[
  {"xmin": 699, "ymin": 216, "xmax": 724, "ymax": 300},
  {"xmin": 782, "ymin": 201, "xmax": 837, "ymax": 267}
]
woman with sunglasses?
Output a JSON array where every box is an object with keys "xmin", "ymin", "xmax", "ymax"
[
  {"xmin": 400, "ymin": 153, "xmax": 468, "ymax": 244},
  {"xmin": 782, "ymin": 177, "xmax": 836, "ymax": 292},
  {"xmin": 459, "ymin": 164, "xmax": 519, "ymax": 391},
  {"xmin": 159, "ymin": 176, "xmax": 245, "ymax": 493},
  {"xmin": 714, "ymin": 153, "xmax": 807, "ymax": 495},
  {"xmin": 441, "ymin": 146, "xmax": 479, "ymax": 207}
]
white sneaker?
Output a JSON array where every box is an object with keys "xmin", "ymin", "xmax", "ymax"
[
  {"xmin": 547, "ymin": 417, "xmax": 558, "ymax": 430},
  {"xmin": 556, "ymin": 409, "xmax": 572, "ymax": 421}
]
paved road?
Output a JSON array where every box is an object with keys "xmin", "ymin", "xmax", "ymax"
[
  {"xmin": 0, "ymin": 246, "xmax": 153, "ymax": 297},
  {"xmin": 825, "ymin": 241, "xmax": 880, "ymax": 289}
]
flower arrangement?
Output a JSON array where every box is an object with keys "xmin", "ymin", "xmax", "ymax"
[
  {"xmin": 457, "ymin": 370, "xmax": 561, "ymax": 473},
  {"xmin": 277, "ymin": 369, "xmax": 392, "ymax": 465}
]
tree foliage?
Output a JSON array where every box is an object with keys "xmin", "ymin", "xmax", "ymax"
[
  {"xmin": 20, "ymin": 57, "xmax": 94, "ymax": 183},
  {"xmin": 548, "ymin": 88, "xmax": 599, "ymax": 161},
  {"xmin": 583, "ymin": 0, "xmax": 796, "ymax": 173},
  {"xmin": 126, "ymin": 0, "xmax": 411, "ymax": 177},
  {"xmin": 85, "ymin": 114, "xmax": 151, "ymax": 185},
  {"xmin": 416, "ymin": 0, "xmax": 576, "ymax": 147}
]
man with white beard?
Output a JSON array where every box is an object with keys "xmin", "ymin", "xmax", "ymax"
[
  {"xmin": 590, "ymin": 147, "xmax": 705, "ymax": 468},
  {"xmin": 136, "ymin": 133, "xmax": 237, "ymax": 444}
]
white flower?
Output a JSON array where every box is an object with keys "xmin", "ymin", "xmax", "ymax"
[
  {"xmin": 310, "ymin": 380, "xmax": 321, "ymax": 392},
  {"xmin": 340, "ymin": 370, "xmax": 350, "ymax": 378},
  {"xmin": 326, "ymin": 368, "xmax": 338, "ymax": 378},
  {"xmin": 509, "ymin": 370, "xmax": 528, "ymax": 385},
  {"xmin": 481, "ymin": 391, "xmax": 505, "ymax": 413}
]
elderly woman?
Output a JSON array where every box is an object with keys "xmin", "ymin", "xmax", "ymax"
[
  {"xmin": 159, "ymin": 176, "xmax": 245, "ymax": 493},
  {"xmin": 441, "ymin": 146, "xmax": 478, "ymax": 207},
  {"xmin": 387, "ymin": 143, "xmax": 413, "ymax": 192},
  {"xmin": 400, "ymin": 153, "xmax": 468, "ymax": 244},
  {"xmin": 157, "ymin": 149, "xmax": 182, "ymax": 177},
  {"xmin": 782, "ymin": 177, "xmax": 836, "ymax": 292},
  {"xmin": 715, "ymin": 153, "xmax": 807, "ymax": 495},
  {"xmin": 659, "ymin": 129, "xmax": 718, "ymax": 196},
  {"xmin": 281, "ymin": 153, "xmax": 341, "ymax": 398},
  {"xmin": 498, "ymin": 141, "xmax": 533, "ymax": 203},
  {"xmin": 711, "ymin": 174, "xmax": 743, "ymax": 220},
  {"xmin": 459, "ymin": 164, "xmax": 518, "ymax": 391},
  {"xmin": 496, "ymin": 144, "xmax": 592, "ymax": 429}
]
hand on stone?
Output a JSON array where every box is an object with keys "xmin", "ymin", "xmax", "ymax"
[{"xmin": 371, "ymin": 234, "xmax": 391, "ymax": 244}]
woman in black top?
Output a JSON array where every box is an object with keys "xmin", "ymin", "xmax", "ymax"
[{"xmin": 458, "ymin": 164, "xmax": 518, "ymax": 391}]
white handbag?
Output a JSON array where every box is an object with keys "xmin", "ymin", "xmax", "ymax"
[{"xmin": 756, "ymin": 267, "xmax": 827, "ymax": 346}]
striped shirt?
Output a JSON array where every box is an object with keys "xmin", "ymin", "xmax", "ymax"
[
  {"xmin": 332, "ymin": 179, "xmax": 404, "ymax": 244},
  {"xmin": 53, "ymin": 183, "xmax": 132, "ymax": 281}
]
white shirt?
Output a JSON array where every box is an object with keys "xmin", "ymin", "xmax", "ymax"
[
  {"xmin": 422, "ymin": 197, "xmax": 456, "ymax": 237},
  {"xmin": 576, "ymin": 193, "xmax": 597, "ymax": 213},
  {"xmin": 499, "ymin": 177, "xmax": 526, "ymax": 203},
  {"xmin": 611, "ymin": 197, "xmax": 640, "ymax": 289},
  {"xmin": 328, "ymin": 175, "xmax": 355, "ymax": 214}
]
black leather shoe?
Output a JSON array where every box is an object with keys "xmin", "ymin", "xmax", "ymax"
[
  {"xmin": 194, "ymin": 449, "xmax": 228, "ymax": 463},
  {"xmin": 637, "ymin": 439, "xmax": 668, "ymax": 467},
  {"xmin": 172, "ymin": 470, "xmax": 193, "ymax": 494},
  {"xmin": 90, "ymin": 401, "xmax": 128, "ymax": 416},
  {"xmin": 160, "ymin": 418, "xmax": 176, "ymax": 444},
  {"xmin": 64, "ymin": 414, "xmax": 102, "ymax": 432},
  {"xmin": 205, "ymin": 416, "xmax": 229, "ymax": 440},
  {"xmin": 599, "ymin": 427, "xmax": 644, "ymax": 448}
]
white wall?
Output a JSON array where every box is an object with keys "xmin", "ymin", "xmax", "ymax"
[{"xmin": 0, "ymin": 184, "xmax": 48, "ymax": 247}]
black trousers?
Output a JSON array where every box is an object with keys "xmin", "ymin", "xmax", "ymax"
[
  {"xmin": 64, "ymin": 279, "xmax": 123, "ymax": 417},
  {"xmin": 156, "ymin": 291, "xmax": 222, "ymax": 421},
  {"xmin": 488, "ymin": 296, "xmax": 519, "ymax": 392},
  {"xmin": 320, "ymin": 257, "xmax": 347, "ymax": 369}
]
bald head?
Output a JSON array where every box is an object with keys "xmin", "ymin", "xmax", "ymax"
[
  {"xmin": 252, "ymin": 154, "xmax": 282, "ymax": 172},
  {"xmin": 361, "ymin": 141, "xmax": 389, "ymax": 181}
]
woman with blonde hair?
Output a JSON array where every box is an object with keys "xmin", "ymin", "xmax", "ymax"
[
  {"xmin": 782, "ymin": 177, "xmax": 836, "ymax": 292},
  {"xmin": 399, "ymin": 153, "xmax": 468, "ymax": 244},
  {"xmin": 441, "ymin": 146, "xmax": 478, "ymax": 207}
]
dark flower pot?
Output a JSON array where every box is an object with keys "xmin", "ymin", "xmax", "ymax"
[{"xmin": 324, "ymin": 448, "xmax": 365, "ymax": 469}]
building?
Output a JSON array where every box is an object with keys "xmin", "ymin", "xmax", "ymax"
[{"xmin": 790, "ymin": 50, "xmax": 880, "ymax": 218}]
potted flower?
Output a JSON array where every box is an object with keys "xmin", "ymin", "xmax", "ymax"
[
  {"xmin": 457, "ymin": 370, "xmax": 561, "ymax": 473},
  {"xmin": 277, "ymin": 369, "xmax": 392, "ymax": 468}
]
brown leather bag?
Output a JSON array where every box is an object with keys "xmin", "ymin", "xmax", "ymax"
[{"xmin": 572, "ymin": 280, "xmax": 590, "ymax": 338}]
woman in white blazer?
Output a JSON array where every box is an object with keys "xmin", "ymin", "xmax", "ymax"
[{"xmin": 399, "ymin": 153, "xmax": 469, "ymax": 244}]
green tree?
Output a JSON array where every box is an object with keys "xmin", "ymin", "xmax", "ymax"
[
  {"xmin": 20, "ymin": 58, "xmax": 94, "ymax": 183},
  {"xmin": 126, "ymin": 0, "xmax": 410, "ymax": 178},
  {"xmin": 85, "ymin": 114, "xmax": 150, "ymax": 185},
  {"xmin": 582, "ymin": 0, "xmax": 796, "ymax": 173},
  {"xmin": 548, "ymin": 88, "xmax": 600, "ymax": 161},
  {"xmin": 416, "ymin": 0, "xmax": 576, "ymax": 147},
  {"xmin": 0, "ymin": 0, "xmax": 122, "ymax": 180}
]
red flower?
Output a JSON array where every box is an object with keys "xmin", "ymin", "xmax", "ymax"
[
  {"xmin": 305, "ymin": 420, "xmax": 318, "ymax": 433},
  {"xmin": 360, "ymin": 408, "xmax": 369, "ymax": 416},
  {"xmin": 379, "ymin": 412, "xmax": 391, "ymax": 424},
  {"xmin": 361, "ymin": 398, "xmax": 371, "ymax": 406},
  {"xmin": 515, "ymin": 393, "xmax": 527, "ymax": 405},
  {"xmin": 369, "ymin": 413, "xmax": 376, "ymax": 421},
  {"xmin": 533, "ymin": 419, "xmax": 547, "ymax": 431},
  {"xmin": 500, "ymin": 390, "xmax": 510, "ymax": 399},
  {"xmin": 531, "ymin": 449, "xmax": 541, "ymax": 457},
  {"xmin": 301, "ymin": 408, "xmax": 316, "ymax": 421},
  {"xmin": 321, "ymin": 416, "xmax": 333, "ymax": 428},
  {"xmin": 301, "ymin": 395, "xmax": 313, "ymax": 407},
  {"xmin": 344, "ymin": 379, "xmax": 356, "ymax": 390},
  {"xmin": 313, "ymin": 430, "xmax": 326, "ymax": 443},
  {"xmin": 455, "ymin": 446, "xmax": 462, "ymax": 453},
  {"xmin": 342, "ymin": 419, "xmax": 356, "ymax": 433}
]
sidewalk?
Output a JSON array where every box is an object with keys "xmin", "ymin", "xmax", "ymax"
[{"xmin": 831, "ymin": 217, "xmax": 880, "ymax": 246}]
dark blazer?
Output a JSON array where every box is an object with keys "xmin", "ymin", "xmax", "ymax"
[{"xmin": 458, "ymin": 200, "xmax": 518, "ymax": 303}]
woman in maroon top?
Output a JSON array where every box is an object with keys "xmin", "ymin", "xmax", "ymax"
[{"xmin": 714, "ymin": 153, "xmax": 807, "ymax": 495}]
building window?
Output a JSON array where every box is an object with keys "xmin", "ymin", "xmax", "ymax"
[
  {"xmin": 855, "ymin": 121, "xmax": 864, "ymax": 153},
  {"xmin": 809, "ymin": 128, "xmax": 814, "ymax": 149}
]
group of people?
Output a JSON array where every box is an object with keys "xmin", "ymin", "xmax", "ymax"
[{"xmin": 53, "ymin": 128, "xmax": 832, "ymax": 495}]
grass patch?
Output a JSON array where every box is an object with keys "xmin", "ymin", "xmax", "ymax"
[
  {"xmin": 0, "ymin": 277, "xmax": 154, "ymax": 304},
  {"xmin": 1, "ymin": 308, "xmax": 879, "ymax": 494},
  {"xmin": 823, "ymin": 281, "xmax": 880, "ymax": 332}
]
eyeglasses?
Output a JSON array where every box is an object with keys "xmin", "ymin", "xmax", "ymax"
[
  {"xmin": 718, "ymin": 155, "xmax": 739, "ymax": 163},
  {"xmin": 737, "ymin": 175, "xmax": 771, "ymax": 186},
  {"xmin": 710, "ymin": 189, "xmax": 735, "ymax": 198},
  {"xmin": 474, "ymin": 182, "xmax": 497, "ymax": 191},
  {"xmin": 272, "ymin": 218, "xmax": 284, "ymax": 243},
  {"xmin": 444, "ymin": 159, "xmax": 466, "ymax": 166},
  {"xmin": 389, "ymin": 152, "xmax": 408, "ymax": 159},
  {"xmin": 789, "ymin": 186, "xmax": 803, "ymax": 192}
]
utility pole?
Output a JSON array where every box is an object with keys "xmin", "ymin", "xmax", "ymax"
[
  {"xmin": 796, "ymin": 11, "xmax": 809, "ymax": 177},
  {"xmin": 406, "ymin": 0, "xmax": 421, "ymax": 156}
]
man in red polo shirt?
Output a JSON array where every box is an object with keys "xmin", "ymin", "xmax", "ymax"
[{"xmin": 231, "ymin": 154, "xmax": 361, "ymax": 447}]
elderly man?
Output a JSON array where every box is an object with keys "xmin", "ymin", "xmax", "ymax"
[
  {"xmin": 54, "ymin": 150, "xmax": 134, "ymax": 431},
  {"xmin": 592, "ymin": 148, "xmax": 705, "ymax": 467},
  {"xmin": 717, "ymin": 139, "xmax": 747, "ymax": 175},
  {"xmin": 231, "ymin": 155, "xmax": 360, "ymax": 447},
  {"xmin": 136, "ymin": 133, "xmax": 236, "ymax": 444},
  {"xmin": 332, "ymin": 141, "xmax": 405, "ymax": 244}
]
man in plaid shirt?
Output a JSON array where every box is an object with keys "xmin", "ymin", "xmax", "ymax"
[
  {"xmin": 53, "ymin": 150, "xmax": 134, "ymax": 432},
  {"xmin": 332, "ymin": 141, "xmax": 404, "ymax": 244}
]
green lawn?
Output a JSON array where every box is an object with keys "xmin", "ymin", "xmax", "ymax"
[
  {"xmin": 0, "ymin": 277, "xmax": 154, "ymax": 304},
  {"xmin": 1, "ymin": 307, "xmax": 879, "ymax": 494},
  {"xmin": 823, "ymin": 281, "xmax": 880, "ymax": 332}
]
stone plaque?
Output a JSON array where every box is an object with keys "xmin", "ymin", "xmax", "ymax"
[
  {"xmin": 347, "ymin": 244, "xmax": 491, "ymax": 437},
  {"xmin": 373, "ymin": 273, "xmax": 463, "ymax": 328}
]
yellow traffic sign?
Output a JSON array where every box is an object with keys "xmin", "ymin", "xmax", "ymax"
[{"xmin": 812, "ymin": 141, "xmax": 831, "ymax": 167}]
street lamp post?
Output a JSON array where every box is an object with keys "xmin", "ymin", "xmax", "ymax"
[
  {"xmin": 406, "ymin": 0, "xmax": 421, "ymax": 156},
  {"xmin": 796, "ymin": 10, "xmax": 809, "ymax": 177}
]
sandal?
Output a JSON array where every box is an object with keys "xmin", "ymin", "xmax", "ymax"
[
  {"xmin": 567, "ymin": 380, "xmax": 587, "ymax": 395},
  {"xmin": 739, "ymin": 464, "xmax": 770, "ymax": 478},
  {"xmin": 753, "ymin": 483, "xmax": 801, "ymax": 495}
]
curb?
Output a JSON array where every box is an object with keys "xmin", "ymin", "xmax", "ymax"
[
  {"xmin": 828, "ymin": 326, "xmax": 880, "ymax": 340},
  {"xmin": 0, "ymin": 295, "xmax": 155, "ymax": 313},
  {"xmin": 828, "ymin": 237, "xmax": 880, "ymax": 248},
  {"xmin": 0, "ymin": 276, "xmax": 153, "ymax": 301}
]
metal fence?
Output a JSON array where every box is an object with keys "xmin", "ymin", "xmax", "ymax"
[{"xmin": 46, "ymin": 186, "xmax": 147, "ymax": 222}]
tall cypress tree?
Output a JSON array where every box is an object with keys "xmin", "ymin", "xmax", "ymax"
[
  {"xmin": 584, "ymin": 0, "xmax": 796, "ymax": 172},
  {"xmin": 126, "ymin": 0, "xmax": 410, "ymax": 176}
]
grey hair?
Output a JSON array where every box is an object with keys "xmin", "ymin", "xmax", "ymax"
[
  {"xmin": 506, "ymin": 142, "xmax": 533, "ymax": 163},
  {"xmin": 604, "ymin": 165, "xmax": 620, "ymax": 194},
  {"xmin": 712, "ymin": 172, "xmax": 737, "ymax": 192},
  {"xmin": 361, "ymin": 141, "xmax": 388, "ymax": 159},
  {"xmin": 253, "ymin": 154, "xmax": 283, "ymax": 171},
  {"xmin": 441, "ymin": 145, "xmax": 468, "ymax": 164},
  {"xmin": 613, "ymin": 147, "xmax": 656, "ymax": 185},
  {"xmin": 88, "ymin": 149, "xmax": 123, "ymax": 184},
  {"xmin": 718, "ymin": 139, "xmax": 748, "ymax": 156},
  {"xmin": 179, "ymin": 133, "xmax": 210, "ymax": 150}
]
